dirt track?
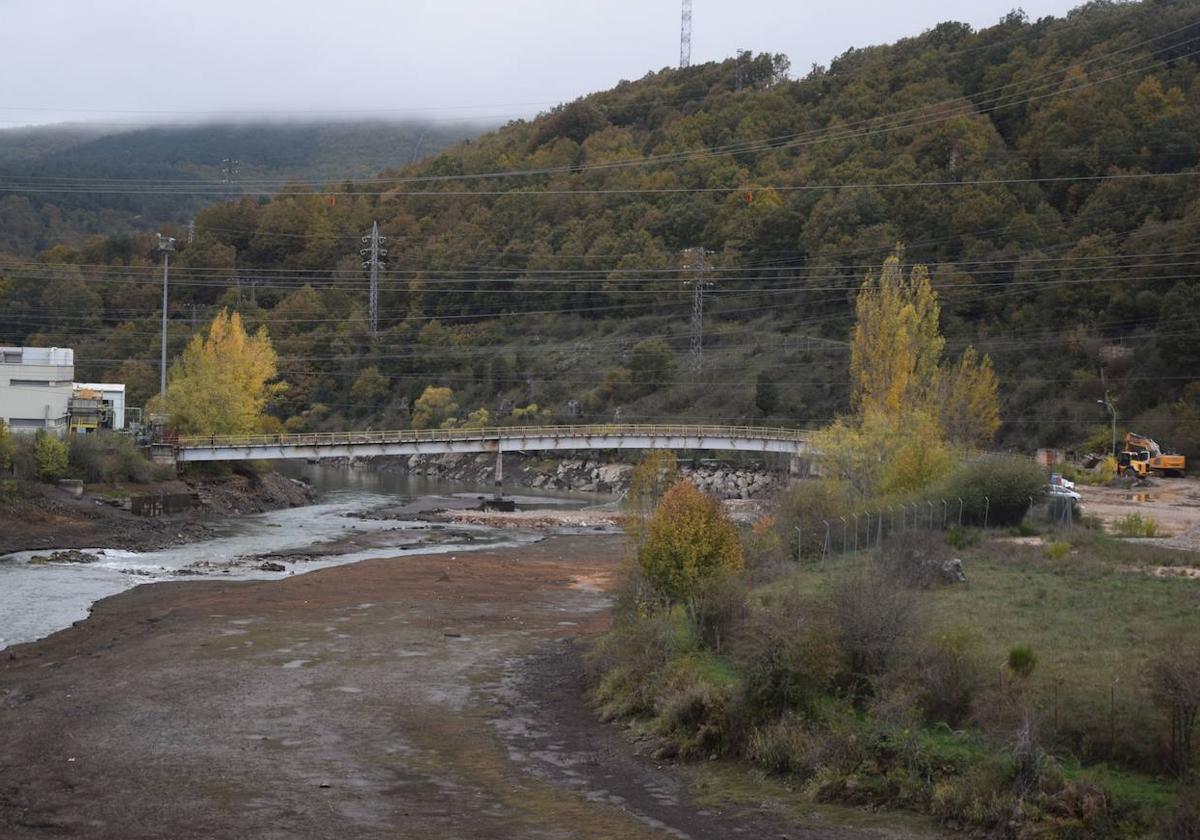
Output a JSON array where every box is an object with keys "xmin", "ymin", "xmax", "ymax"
[
  {"xmin": 0, "ymin": 536, "xmax": 887, "ymax": 840},
  {"xmin": 1077, "ymin": 476, "xmax": 1200, "ymax": 551}
]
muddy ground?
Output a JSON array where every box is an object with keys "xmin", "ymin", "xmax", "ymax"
[
  {"xmin": 0, "ymin": 536, "xmax": 905, "ymax": 840},
  {"xmin": 1077, "ymin": 475, "xmax": 1200, "ymax": 551},
  {"xmin": 0, "ymin": 471, "xmax": 314, "ymax": 555}
]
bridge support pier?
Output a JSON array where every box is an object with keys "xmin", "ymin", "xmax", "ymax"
[{"xmin": 494, "ymin": 446, "xmax": 503, "ymax": 498}]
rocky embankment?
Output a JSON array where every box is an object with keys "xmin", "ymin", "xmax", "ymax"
[
  {"xmin": 394, "ymin": 453, "xmax": 782, "ymax": 499},
  {"xmin": 0, "ymin": 470, "xmax": 315, "ymax": 555}
]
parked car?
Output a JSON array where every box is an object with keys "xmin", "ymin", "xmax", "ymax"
[
  {"xmin": 1049, "ymin": 473, "xmax": 1076, "ymax": 491},
  {"xmin": 1048, "ymin": 483, "xmax": 1081, "ymax": 501}
]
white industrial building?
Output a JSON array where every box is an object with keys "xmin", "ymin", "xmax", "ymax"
[{"xmin": 0, "ymin": 347, "xmax": 75, "ymax": 434}]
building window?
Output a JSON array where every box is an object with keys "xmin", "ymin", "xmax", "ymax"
[
  {"xmin": 9, "ymin": 379, "xmax": 53, "ymax": 387},
  {"xmin": 1, "ymin": 351, "xmax": 22, "ymax": 363},
  {"xmin": 7, "ymin": 418, "xmax": 46, "ymax": 429}
]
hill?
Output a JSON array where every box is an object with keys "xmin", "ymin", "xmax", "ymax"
[
  {"xmin": 2, "ymin": 0, "xmax": 1199, "ymax": 455},
  {"xmin": 0, "ymin": 120, "xmax": 482, "ymax": 253}
]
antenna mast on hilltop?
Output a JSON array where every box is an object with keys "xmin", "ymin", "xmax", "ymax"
[{"xmin": 680, "ymin": 0, "xmax": 693, "ymax": 69}]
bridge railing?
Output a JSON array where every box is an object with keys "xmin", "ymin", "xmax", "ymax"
[{"xmin": 175, "ymin": 424, "xmax": 811, "ymax": 450}]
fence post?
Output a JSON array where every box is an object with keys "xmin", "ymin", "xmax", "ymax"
[
  {"xmin": 958, "ymin": 497, "xmax": 964, "ymax": 527},
  {"xmin": 941, "ymin": 499, "xmax": 948, "ymax": 530},
  {"xmin": 851, "ymin": 513, "xmax": 859, "ymax": 553},
  {"xmin": 795, "ymin": 526, "xmax": 802, "ymax": 562},
  {"xmin": 983, "ymin": 496, "xmax": 990, "ymax": 529},
  {"xmin": 864, "ymin": 511, "xmax": 872, "ymax": 548},
  {"xmin": 927, "ymin": 500, "xmax": 934, "ymax": 530},
  {"xmin": 822, "ymin": 520, "xmax": 831, "ymax": 567},
  {"xmin": 840, "ymin": 516, "xmax": 848, "ymax": 554},
  {"xmin": 877, "ymin": 510, "xmax": 884, "ymax": 544}
]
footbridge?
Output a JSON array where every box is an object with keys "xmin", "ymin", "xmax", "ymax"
[{"xmin": 174, "ymin": 424, "xmax": 813, "ymax": 464}]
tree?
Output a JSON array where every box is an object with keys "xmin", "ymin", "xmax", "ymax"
[
  {"xmin": 1149, "ymin": 637, "xmax": 1200, "ymax": 780},
  {"xmin": 850, "ymin": 253, "xmax": 944, "ymax": 418},
  {"xmin": 350, "ymin": 366, "xmax": 391, "ymax": 412},
  {"xmin": 411, "ymin": 386, "xmax": 458, "ymax": 429},
  {"xmin": 625, "ymin": 450, "xmax": 680, "ymax": 549},
  {"xmin": 33, "ymin": 431, "xmax": 69, "ymax": 482},
  {"xmin": 0, "ymin": 421, "xmax": 13, "ymax": 474},
  {"xmin": 754, "ymin": 371, "xmax": 778, "ymax": 416},
  {"xmin": 629, "ymin": 339, "xmax": 675, "ymax": 396},
  {"xmin": 638, "ymin": 480, "xmax": 744, "ymax": 617},
  {"xmin": 940, "ymin": 347, "xmax": 1001, "ymax": 448},
  {"xmin": 153, "ymin": 309, "xmax": 280, "ymax": 436}
]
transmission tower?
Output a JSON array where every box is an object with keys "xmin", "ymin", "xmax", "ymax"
[
  {"xmin": 361, "ymin": 221, "xmax": 387, "ymax": 336},
  {"xmin": 682, "ymin": 246, "xmax": 713, "ymax": 374},
  {"xmin": 679, "ymin": 0, "xmax": 693, "ymax": 69}
]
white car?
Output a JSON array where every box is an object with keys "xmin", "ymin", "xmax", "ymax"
[
  {"xmin": 1047, "ymin": 484, "xmax": 1082, "ymax": 501},
  {"xmin": 1049, "ymin": 473, "xmax": 1076, "ymax": 490}
]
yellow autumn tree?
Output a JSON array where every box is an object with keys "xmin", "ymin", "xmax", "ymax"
[
  {"xmin": 939, "ymin": 347, "xmax": 1001, "ymax": 448},
  {"xmin": 154, "ymin": 309, "xmax": 280, "ymax": 436},
  {"xmin": 821, "ymin": 248, "xmax": 1000, "ymax": 499},
  {"xmin": 411, "ymin": 386, "xmax": 458, "ymax": 429},
  {"xmin": 624, "ymin": 450, "xmax": 679, "ymax": 550},
  {"xmin": 850, "ymin": 254, "xmax": 944, "ymax": 417},
  {"xmin": 638, "ymin": 479, "xmax": 743, "ymax": 617}
]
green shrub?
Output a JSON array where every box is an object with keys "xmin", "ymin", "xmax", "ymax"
[
  {"xmin": 773, "ymin": 479, "xmax": 853, "ymax": 561},
  {"xmin": 69, "ymin": 432, "xmax": 166, "ymax": 484},
  {"xmin": 653, "ymin": 662, "xmax": 738, "ymax": 759},
  {"xmin": 1045, "ymin": 541, "xmax": 1071, "ymax": 560},
  {"xmin": 732, "ymin": 586, "xmax": 839, "ymax": 720},
  {"xmin": 831, "ymin": 566, "xmax": 919, "ymax": 694},
  {"xmin": 879, "ymin": 531, "xmax": 954, "ymax": 589},
  {"xmin": 747, "ymin": 716, "xmax": 820, "ymax": 777},
  {"xmin": 916, "ymin": 629, "xmax": 985, "ymax": 727},
  {"xmin": 936, "ymin": 456, "xmax": 1046, "ymax": 528},
  {"xmin": 1008, "ymin": 645, "xmax": 1038, "ymax": 679},
  {"xmin": 944, "ymin": 526, "xmax": 981, "ymax": 550},
  {"xmin": 590, "ymin": 612, "xmax": 678, "ymax": 720},
  {"xmin": 33, "ymin": 431, "xmax": 69, "ymax": 482},
  {"xmin": 1112, "ymin": 513, "xmax": 1161, "ymax": 538}
]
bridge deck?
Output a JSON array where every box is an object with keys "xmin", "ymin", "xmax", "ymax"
[{"xmin": 174, "ymin": 424, "xmax": 813, "ymax": 463}]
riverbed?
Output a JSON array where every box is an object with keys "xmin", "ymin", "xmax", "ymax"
[{"xmin": 0, "ymin": 463, "xmax": 613, "ymax": 651}]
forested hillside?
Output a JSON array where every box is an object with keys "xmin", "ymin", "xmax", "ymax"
[
  {"xmin": 0, "ymin": 121, "xmax": 479, "ymax": 253},
  {"xmin": 2, "ymin": 0, "xmax": 1199, "ymax": 454}
]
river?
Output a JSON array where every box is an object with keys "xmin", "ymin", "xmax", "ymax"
[{"xmin": 0, "ymin": 463, "xmax": 612, "ymax": 651}]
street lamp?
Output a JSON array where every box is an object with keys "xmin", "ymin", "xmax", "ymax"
[{"xmin": 1096, "ymin": 397, "xmax": 1116, "ymax": 456}]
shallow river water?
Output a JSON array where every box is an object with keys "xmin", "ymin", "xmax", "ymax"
[{"xmin": 0, "ymin": 463, "xmax": 608, "ymax": 651}]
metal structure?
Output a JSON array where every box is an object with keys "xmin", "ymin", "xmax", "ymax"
[
  {"xmin": 174, "ymin": 424, "xmax": 813, "ymax": 464},
  {"xmin": 361, "ymin": 221, "xmax": 388, "ymax": 336},
  {"xmin": 682, "ymin": 246, "xmax": 713, "ymax": 374},
  {"xmin": 680, "ymin": 0, "xmax": 693, "ymax": 68},
  {"xmin": 157, "ymin": 234, "xmax": 176, "ymax": 400}
]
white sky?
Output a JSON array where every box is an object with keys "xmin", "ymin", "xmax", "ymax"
[{"xmin": 1, "ymin": 0, "xmax": 1084, "ymax": 128}]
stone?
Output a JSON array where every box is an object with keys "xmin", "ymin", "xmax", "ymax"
[{"xmin": 259, "ymin": 561, "xmax": 286, "ymax": 572}]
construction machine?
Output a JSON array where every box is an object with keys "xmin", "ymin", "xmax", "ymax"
[{"xmin": 1117, "ymin": 432, "xmax": 1186, "ymax": 478}]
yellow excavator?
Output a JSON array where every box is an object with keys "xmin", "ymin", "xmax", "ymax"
[{"xmin": 1118, "ymin": 432, "xmax": 1187, "ymax": 478}]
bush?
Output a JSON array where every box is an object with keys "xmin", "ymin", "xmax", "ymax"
[
  {"xmin": 747, "ymin": 716, "xmax": 821, "ymax": 777},
  {"xmin": 879, "ymin": 531, "xmax": 955, "ymax": 589},
  {"xmin": 1162, "ymin": 786, "xmax": 1200, "ymax": 840},
  {"xmin": 654, "ymin": 662, "xmax": 738, "ymax": 759},
  {"xmin": 732, "ymin": 586, "xmax": 839, "ymax": 720},
  {"xmin": 1008, "ymin": 645, "xmax": 1038, "ymax": 679},
  {"xmin": 1112, "ymin": 513, "xmax": 1161, "ymax": 538},
  {"xmin": 590, "ymin": 612, "xmax": 677, "ymax": 720},
  {"xmin": 916, "ymin": 629, "xmax": 985, "ymax": 727},
  {"xmin": 773, "ymin": 479, "xmax": 853, "ymax": 561},
  {"xmin": 33, "ymin": 431, "xmax": 69, "ymax": 482},
  {"xmin": 69, "ymin": 432, "xmax": 166, "ymax": 484},
  {"xmin": 945, "ymin": 526, "xmax": 981, "ymax": 550},
  {"xmin": 936, "ymin": 456, "xmax": 1047, "ymax": 528},
  {"xmin": 831, "ymin": 566, "xmax": 918, "ymax": 694},
  {"xmin": 1045, "ymin": 540, "xmax": 1071, "ymax": 560}
]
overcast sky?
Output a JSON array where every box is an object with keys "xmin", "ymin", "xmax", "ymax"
[{"xmin": 2, "ymin": 0, "xmax": 1084, "ymax": 129}]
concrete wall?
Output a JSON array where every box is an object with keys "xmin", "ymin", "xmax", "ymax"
[{"xmin": 0, "ymin": 347, "xmax": 74, "ymax": 434}]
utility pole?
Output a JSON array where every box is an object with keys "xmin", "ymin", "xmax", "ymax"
[
  {"xmin": 157, "ymin": 234, "xmax": 176, "ymax": 401},
  {"xmin": 680, "ymin": 0, "xmax": 693, "ymax": 69},
  {"xmin": 682, "ymin": 246, "xmax": 713, "ymax": 375},
  {"xmin": 361, "ymin": 221, "xmax": 387, "ymax": 336}
]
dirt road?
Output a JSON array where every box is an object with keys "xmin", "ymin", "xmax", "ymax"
[
  {"xmin": 0, "ymin": 536, "xmax": 885, "ymax": 840},
  {"xmin": 1077, "ymin": 476, "xmax": 1200, "ymax": 551}
]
